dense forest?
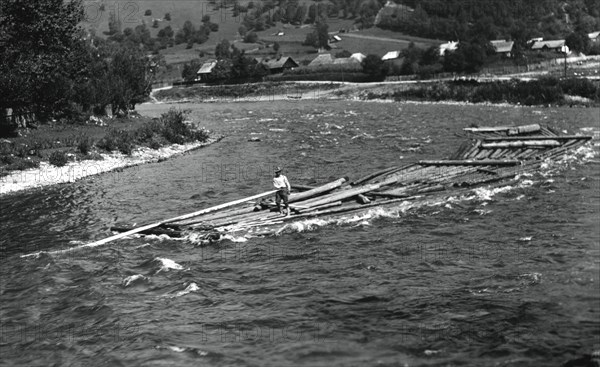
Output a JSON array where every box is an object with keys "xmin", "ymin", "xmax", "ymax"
[{"xmin": 378, "ymin": 0, "xmax": 600, "ymax": 42}]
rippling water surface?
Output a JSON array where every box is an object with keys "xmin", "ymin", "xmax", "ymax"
[{"xmin": 1, "ymin": 101, "xmax": 598, "ymax": 366}]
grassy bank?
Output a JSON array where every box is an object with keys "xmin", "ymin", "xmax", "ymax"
[
  {"xmin": 0, "ymin": 109, "xmax": 210, "ymax": 177},
  {"xmin": 359, "ymin": 77, "xmax": 600, "ymax": 106}
]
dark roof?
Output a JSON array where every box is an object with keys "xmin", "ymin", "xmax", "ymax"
[{"xmin": 261, "ymin": 56, "xmax": 298, "ymax": 69}]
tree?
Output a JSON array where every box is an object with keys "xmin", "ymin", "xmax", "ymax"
[
  {"xmin": 105, "ymin": 11, "xmax": 122, "ymax": 36},
  {"xmin": 303, "ymin": 32, "xmax": 318, "ymax": 47},
  {"xmin": 164, "ymin": 13, "xmax": 171, "ymax": 21},
  {"xmin": 362, "ymin": 54, "xmax": 385, "ymax": 75},
  {"xmin": 215, "ymin": 39, "xmax": 231, "ymax": 59},
  {"xmin": 307, "ymin": 4, "xmax": 317, "ymax": 23},
  {"xmin": 443, "ymin": 42, "xmax": 485, "ymax": 73},
  {"xmin": 273, "ymin": 42, "xmax": 280, "ymax": 53},
  {"xmin": 294, "ymin": 5, "xmax": 307, "ymax": 24},
  {"xmin": 105, "ymin": 44, "xmax": 157, "ymax": 115},
  {"xmin": 566, "ymin": 31, "xmax": 590, "ymax": 53},
  {"xmin": 175, "ymin": 20, "xmax": 196, "ymax": 44},
  {"xmin": 238, "ymin": 25, "xmax": 248, "ymax": 37},
  {"xmin": 158, "ymin": 26, "xmax": 174, "ymax": 40},
  {"xmin": 210, "ymin": 59, "xmax": 233, "ymax": 81},
  {"xmin": 145, "ymin": 9, "xmax": 152, "ymax": 16},
  {"xmin": 0, "ymin": 0, "xmax": 87, "ymax": 122},
  {"xmin": 244, "ymin": 31, "xmax": 259, "ymax": 43},
  {"xmin": 420, "ymin": 46, "xmax": 440, "ymax": 65},
  {"xmin": 152, "ymin": 19, "xmax": 159, "ymax": 28},
  {"xmin": 182, "ymin": 59, "xmax": 202, "ymax": 82},
  {"xmin": 315, "ymin": 18, "xmax": 329, "ymax": 49}
]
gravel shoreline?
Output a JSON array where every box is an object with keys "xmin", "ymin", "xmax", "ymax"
[{"xmin": 0, "ymin": 137, "xmax": 220, "ymax": 196}]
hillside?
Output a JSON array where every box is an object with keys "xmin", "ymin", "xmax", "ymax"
[
  {"xmin": 80, "ymin": 0, "xmax": 599, "ymax": 83},
  {"xmin": 81, "ymin": 0, "xmax": 440, "ymax": 67}
]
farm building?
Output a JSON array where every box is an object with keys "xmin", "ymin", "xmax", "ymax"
[
  {"xmin": 258, "ymin": 56, "xmax": 299, "ymax": 74},
  {"xmin": 381, "ymin": 51, "xmax": 401, "ymax": 61},
  {"xmin": 196, "ymin": 60, "xmax": 217, "ymax": 81},
  {"xmin": 350, "ymin": 53, "xmax": 366, "ymax": 63},
  {"xmin": 531, "ymin": 40, "xmax": 566, "ymax": 51},
  {"xmin": 490, "ymin": 40, "xmax": 514, "ymax": 57},
  {"xmin": 329, "ymin": 35, "xmax": 342, "ymax": 43},
  {"xmin": 439, "ymin": 41, "xmax": 459, "ymax": 56}
]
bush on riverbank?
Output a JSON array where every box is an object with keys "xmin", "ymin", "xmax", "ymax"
[
  {"xmin": 380, "ymin": 77, "xmax": 600, "ymax": 106},
  {"xmin": 1, "ymin": 109, "xmax": 210, "ymax": 175},
  {"xmin": 96, "ymin": 109, "xmax": 209, "ymax": 155},
  {"xmin": 48, "ymin": 151, "xmax": 69, "ymax": 167}
]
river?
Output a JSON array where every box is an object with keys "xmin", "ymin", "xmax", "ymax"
[{"xmin": 0, "ymin": 100, "xmax": 598, "ymax": 366}]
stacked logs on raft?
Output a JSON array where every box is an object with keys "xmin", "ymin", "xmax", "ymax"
[{"xmin": 108, "ymin": 124, "xmax": 593, "ymax": 239}]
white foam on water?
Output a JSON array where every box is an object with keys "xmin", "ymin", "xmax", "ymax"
[
  {"xmin": 173, "ymin": 282, "xmax": 200, "ymax": 297},
  {"xmin": 471, "ymin": 185, "xmax": 515, "ymax": 201},
  {"xmin": 518, "ymin": 179, "xmax": 536, "ymax": 188},
  {"xmin": 143, "ymin": 234, "xmax": 179, "ymax": 241},
  {"xmin": 519, "ymin": 272, "xmax": 542, "ymax": 285},
  {"xmin": 122, "ymin": 274, "xmax": 148, "ymax": 287},
  {"xmin": 221, "ymin": 234, "xmax": 248, "ymax": 243},
  {"xmin": 155, "ymin": 257, "xmax": 184, "ymax": 273}
]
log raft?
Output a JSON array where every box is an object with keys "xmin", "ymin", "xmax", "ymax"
[{"xmin": 107, "ymin": 125, "xmax": 592, "ymax": 242}]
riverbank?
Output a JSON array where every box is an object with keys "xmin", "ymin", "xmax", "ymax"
[
  {"xmin": 154, "ymin": 77, "xmax": 600, "ymax": 107},
  {"xmin": 0, "ymin": 137, "xmax": 221, "ymax": 196},
  {"xmin": 0, "ymin": 109, "xmax": 219, "ymax": 196}
]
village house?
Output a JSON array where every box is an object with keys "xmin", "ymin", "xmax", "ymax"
[
  {"xmin": 257, "ymin": 56, "xmax": 299, "ymax": 74},
  {"xmin": 196, "ymin": 60, "xmax": 217, "ymax": 81},
  {"xmin": 531, "ymin": 39, "xmax": 566, "ymax": 52},
  {"xmin": 381, "ymin": 51, "xmax": 403, "ymax": 68},
  {"xmin": 439, "ymin": 41, "xmax": 459, "ymax": 56},
  {"xmin": 329, "ymin": 35, "xmax": 342, "ymax": 43},
  {"xmin": 350, "ymin": 53, "xmax": 366, "ymax": 63},
  {"xmin": 309, "ymin": 53, "xmax": 334, "ymax": 67},
  {"xmin": 381, "ymin": 51, "xmax": 401, "ymax": 62},
  {"xmin": 589, "ymin": 31, "xmax": 600, "ymax": 43},
  {"xmin": 490, "ymin": 40, "xmax": 514, "ymax": 57}
]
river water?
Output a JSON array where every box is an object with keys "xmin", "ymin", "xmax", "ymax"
[{"xmin": 0, "ymin": 100, "xmax": 598, "ymax": 367}]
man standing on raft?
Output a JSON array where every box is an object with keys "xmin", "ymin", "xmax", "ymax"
[{"xmin": 273, "ymin": 166, "xmax": 291, "ymax": 217}]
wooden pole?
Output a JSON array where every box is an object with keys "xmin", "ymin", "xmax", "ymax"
[
  {"xmin": 418, "ymin": 160, "xmax": 522, "ymax": 166},
  {"xmin": 481, "ymin": 140, "xmax": 561, "ymax": 148},
  {"xmin": 351, "ymin": 165, "xmax": 414, "ymax": 186},
  {"xmin": 484, "ymin": 135, "xmax": 590, "ymax": 141},
  {"xmin": 288, "ymin": 177, "xmax": 347, "ymax": 203},
  {"xmin": 297, "ymin": 183, "xmax": 381, "ymax": 208},
  {"xmin": 21, "ymin": 190, "xmax": 278, "ymax": 258}
]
